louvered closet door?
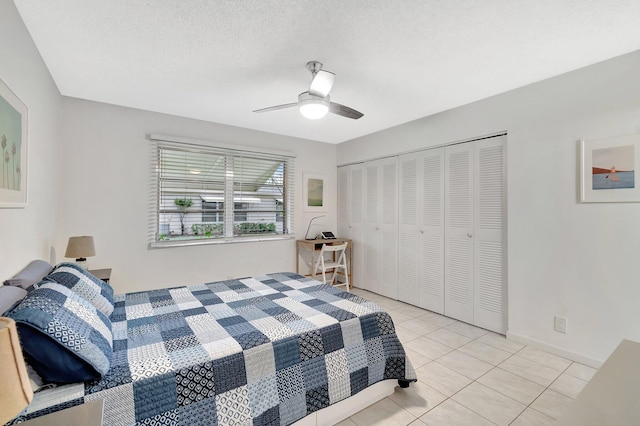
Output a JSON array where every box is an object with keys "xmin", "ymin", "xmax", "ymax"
[
  {"xmin": 398, "ymin": 155, "xmax": 419, "ymax": 305},
  {"xmin": 420, "ymin": 149, "xmax": 445, "ymax": 313},
  {"xmin": 380, "ymin": 158, "xmax": 399, "ymax": 299},
  {"xmin": 337, "ymin": 167, "xmax": 349, "ymax": 237},
  {"xmin": 444, "ymin": 143, "xmax": 474, "ymax": 324},
  {"xmin": 473, "ymin": 136, "xmax": 506, "ymax": 333},
  {"xmin": 349, "ymin": 164, "xmax": 365, "ymax": 288},
  {"xmin": 345, "ymin": 165, "xmax": 364, "ymax": 288},
  {"xmin": 363, "ymin": 158, "xmax": 398, "ymax": 298},
  {"xmin": 364, "ymin": 163, "xmax": 381, "ymax": 294},
  {"xmin": 398, "ymin": 149, "xmax": 444, "ymax": 312}
]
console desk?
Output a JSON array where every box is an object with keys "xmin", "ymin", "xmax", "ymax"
[{"xmin": 296, "ymin": 238, "xmax": 352, "ymax": 286}]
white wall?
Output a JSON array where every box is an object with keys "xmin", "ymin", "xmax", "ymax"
[
  {"xmin": 338, "ymin": 50, "xmax": 640, "ymax": 366},
  {"xmin": 57, "ymin": 98, "xmax": 337, "ymax": 293},
  {"xmin": 0, "ymin": 1, "xmax": 61, "ymax": 280}
]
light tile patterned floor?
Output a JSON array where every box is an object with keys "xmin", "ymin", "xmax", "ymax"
[{"xmin": 337, "ymin": 288, "xmax": 598, "ymax": 426}]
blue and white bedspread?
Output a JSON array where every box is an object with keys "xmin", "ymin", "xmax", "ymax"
[{"xmin": 17, "ymin": 272, "xmax": 416, "ymax": 425}]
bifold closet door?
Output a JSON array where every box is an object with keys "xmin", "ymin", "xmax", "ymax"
[
  {"xmin": 338, "ymin": 164, "xmax": 365, "ymax": 288},
  {"xmin": 444, "ymin": 143, "xmax": 474, "ymax": 324},
  {"xmin": 338, "ymin": 167, "xmax": 349, "ymax": 238},
  {"xmin": 364, "ymin": 163, "xmax": 381, "ymax": 294},
  {"xmin": 420, "ymin": 150, "xmax": 445, "ymax": 312},
  {"xmin": 398, "ymin": 155, "xmax": 419, "ymax": 305},
  {"xmin": 473, "ymin": 136, "xmax": 506, "ymax": 333},
  {"xmin": 364, "ymin": 157, "xmax": 398, "ymax": 299},
  {"xmin": 444, "ymin": 136, "xmax": 506, "ymax": 333},
  {"xmin": 398, "ymin": 149, "xmax": 444, "ymax": 313}
]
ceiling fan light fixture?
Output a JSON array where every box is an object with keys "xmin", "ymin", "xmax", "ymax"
[
  {"xmin": 299, "ymin": 102, "xmax": 328, "ymax": 119},
  {"xmin": 298, "ymin": 92, "xmax": 329, "ymax": 119}
]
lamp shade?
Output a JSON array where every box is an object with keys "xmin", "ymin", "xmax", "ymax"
[
  {"xmin": 65, "ymin": 236, "xmax": 96, "ymax": 260},
  {"xmin": 0, "ymin": 317, "xmax": 33, "ymax": 424}
]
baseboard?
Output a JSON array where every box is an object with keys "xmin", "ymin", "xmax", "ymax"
[{"xmin": 506, "ymin": 331, "xmax": 604, "ymax": 368}]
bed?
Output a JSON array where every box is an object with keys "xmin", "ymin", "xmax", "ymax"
[{"xmin": 2, "ymin": 262, "xmax": 416, "ymax": 426}]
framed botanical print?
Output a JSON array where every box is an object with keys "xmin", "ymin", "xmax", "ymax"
[
  {"xmin": 0, "ymin": 77, "xmax": 27, "ymax": 208},
  {"xmin": 303, "ymin": 172, "xmax": 326, "ymax": 212}
]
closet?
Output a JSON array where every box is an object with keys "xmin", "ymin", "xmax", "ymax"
[{"xmin": 339, "ymin": 134, "xmax": 506, "ymax": 333}]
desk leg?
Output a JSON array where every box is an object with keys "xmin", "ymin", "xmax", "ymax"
[{"xmin": 298, "ymin": 243, "xmax": 316, "ymax": 278}]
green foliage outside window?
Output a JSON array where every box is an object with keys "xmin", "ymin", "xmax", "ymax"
[{"xmin": 174, "ymin": 198, "xmax": 193, "ymax": 235}]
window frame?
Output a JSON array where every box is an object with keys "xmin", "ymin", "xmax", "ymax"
[{"xmin": 149, "ymin": 135, "xmax": 295, "ymax": 248}]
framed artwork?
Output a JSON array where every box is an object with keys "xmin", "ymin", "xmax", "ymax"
[
  {"xmin": 0, "ymin": 77, "xmax": 27, "ymax": 208},
  {"xmin": 303, "ymin": 172, "xmax": 326, "ymax": 212},
  {"xmin": 581, "ymin": 134, "xmax": 640, "ymax": 202}
]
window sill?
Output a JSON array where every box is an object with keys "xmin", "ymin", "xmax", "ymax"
[{"xmin": 149, "ymin": 233, "xmax": 295, "ymax": 249}]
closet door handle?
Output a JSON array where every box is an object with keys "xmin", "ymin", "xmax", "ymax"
[{"xmin": 467, "ymin": 233, "xmax": 472, "ymax": 238}]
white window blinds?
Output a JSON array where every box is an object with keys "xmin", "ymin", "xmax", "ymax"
[{"xmin": 149, "ymin": 135, "xmax": 295, "ymax": 246}]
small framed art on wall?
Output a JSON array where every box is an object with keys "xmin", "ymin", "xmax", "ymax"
[
  {"xmin": 581, "ymin": 133, "xmax": 640, "ymax": 203},
  {"xmin": 303, "ymin": 172, "xmax": 326, "ymax": 212}
]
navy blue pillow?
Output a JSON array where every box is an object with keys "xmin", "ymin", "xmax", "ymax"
[{"xmin": 17, "ymin": 325, "xmax": 103, "ymax": 383}]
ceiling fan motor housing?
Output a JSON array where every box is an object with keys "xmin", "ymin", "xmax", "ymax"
[{"xmin": 306, "ymin": 61, "xmax": 323, "ymax": 75}]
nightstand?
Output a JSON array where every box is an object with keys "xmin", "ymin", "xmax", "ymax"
[
  {"xmin": 89, "ymin": 268, "xmax": 111, "ymax": 283},
  {"xmin": 20, "ymin": 400, "xmax": 103, "ymax": 425}
]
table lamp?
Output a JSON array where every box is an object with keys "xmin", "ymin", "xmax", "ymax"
[
  {"xmin": 0, "ymin": 317, "xmax": 34, "ymax": 424},
  {"xmin": 65, "ymin": 236, "xmax": 96, "ymax": 269}
]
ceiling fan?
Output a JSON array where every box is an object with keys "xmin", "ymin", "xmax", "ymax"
[{"xmin": 253, "ymin": 61, "xmax": 364, "ymax": 120}]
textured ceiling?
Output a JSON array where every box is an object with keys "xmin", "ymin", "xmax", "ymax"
[{"xmin": 14, "ymin": 0, "xmax": 640, "ymax": 144}]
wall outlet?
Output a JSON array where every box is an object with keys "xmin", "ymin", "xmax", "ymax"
[{"xmin": 554, "ymin": 316, "xmax": 567, "ymax": 334}]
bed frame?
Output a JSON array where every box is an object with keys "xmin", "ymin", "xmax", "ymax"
[{"xmin": 292, "ymin": 380, "xmax": 397, "ymax": 425}]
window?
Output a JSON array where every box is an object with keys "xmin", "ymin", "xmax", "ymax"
[
  {"xmin": 151, "ymin": 136, "xmax": 294, "ymax": 246},
  {"xmin": 202, "ymin": 201, "xmax": 223, "ymax": 223},
  {"xmin": 202, "ymin": 202, "xmax": 249, "ymax": 222}
]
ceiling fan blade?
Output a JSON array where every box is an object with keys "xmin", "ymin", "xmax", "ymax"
[
  {"xmin": 329, "ymin": 102, "xmax": 364, "ymax": 120},
  {"xmin": 253, "ymin": 102, "xmax": 298, "ymax": 113},
  {"xmin": 309, "ymin": 70, "xmax": 335, "ymax": 98}
]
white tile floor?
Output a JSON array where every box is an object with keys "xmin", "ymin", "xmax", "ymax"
[{"xmin": 337, "ymin": 288, "xmax": 598, "ymax": 426}]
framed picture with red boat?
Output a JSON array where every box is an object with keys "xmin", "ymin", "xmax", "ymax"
[{"xmin": 581, "ymin": 134, "xmax": 640, "ymax": 202}]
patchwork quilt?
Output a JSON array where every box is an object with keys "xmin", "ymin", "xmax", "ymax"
[{"xmin": 14, "ymin": 272, "xmax": 416, "ymax": 426}]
